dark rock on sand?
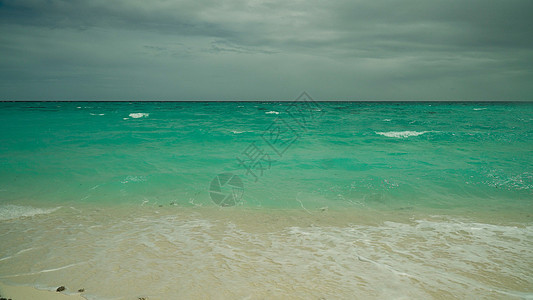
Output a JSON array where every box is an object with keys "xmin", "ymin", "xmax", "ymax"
[
  {"xmin": 78, "ymin": 288, "xmax": 85, "ymax": 292},
  {"xmin": 56, "ymin": 286, "xmax": 66, "ymax": 292},
  {"xmin": 0, "ymin": 294, "xmax": 11, "ymax": 300}
]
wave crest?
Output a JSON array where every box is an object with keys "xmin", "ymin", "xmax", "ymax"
[
  {"xmin": 0, "ymin": 205, "xmax": 59, "ymax": 221},
  {"xmin": 129, "ymin": 113, "xmax": 149, "ymax": 118},
  {"xmin": 375, "ymin": 131, "xmax": 428, "ymax": 138}
]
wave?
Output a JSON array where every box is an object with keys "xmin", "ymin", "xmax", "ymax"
[
  {"xmin": 265, "ymin": 111, "xmax": 280, "ymax": 115},
  {"xmin": 121, "ymin": 175, "xmax": 147, "ymax": 184},
  {"xmin": 129, "ymin": 113, "xmax": 149, "ymax": 118},
  {"xmin": 1, "ymin": 211, "xmax": 527, "ymax": 299},
  {"xmin": 375, "ymin": 131, "xmax": 428, "ymax": 138},
  {"xmin": 0, "ymin": 205, "xmax": 60, "ymax": 221},
  {"xmin": 230, "ymin": 130, "xmax": 253, "ymax": 134}
]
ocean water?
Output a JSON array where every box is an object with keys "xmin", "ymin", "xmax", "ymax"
[{"xmin": 0, "ymin": 100, "xmax": 532, "ymax": 299}]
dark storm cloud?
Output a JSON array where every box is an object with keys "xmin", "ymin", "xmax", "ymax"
[
  {"xmin": 0, "ymin": 0, "xmax": 233, "ymax": 37},
  {"xmin": 0, "ymin": 0, "xmax": 532, "ymax": 100}
]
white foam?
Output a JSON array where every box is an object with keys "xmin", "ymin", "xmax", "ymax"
[
  {"xmin": 0, "ymin": 247, "xmax": 36, "ymax": 262},
  {"xmin": 474, "ymin": 108, "xmax": 487, "ymax": 111},
  {"xmin": 89, "ymin": 113, "xmax": 105, "ymax": 116},
  {"xmin": 0, "ymin": 262, "xmax": 86, "ymax": 278},
  {"xmin": 0, "ymin": 205, "xmax": 59, "ymax": 221},
  {"xmin": 265, "ymin": 111, "xmax": 280, "ymax": 114},
  {"xmin": 129, "ymin": 113, "xmax": 149, "ymax": 118},
  {"xmin": 1, "ymin": 211, "xmax": 531, "ymax": 299},
  {"xmin": 376, "ymin": 131, "xmax": 428, "ymax": 138},
  {"xmin": 231, "ymin": 130, "xmax": 252, "ymax": 134},
  {"xmin": 121, "ymin": 175, "xmax": 147, "ymax": 183}
]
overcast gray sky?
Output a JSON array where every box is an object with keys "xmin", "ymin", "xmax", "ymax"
[{"xmin": 1, "ymin": 0, "xmax": 532, "ymax": 100}]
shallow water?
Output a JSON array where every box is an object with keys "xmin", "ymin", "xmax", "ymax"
[{"xmin": 0, "ymin": 206, "xmax": 532, "ymax": 299}]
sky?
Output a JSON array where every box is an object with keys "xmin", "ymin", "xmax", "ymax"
[{"xmin": 1, "ymin": 0, "xmax": 532, "ymax": 101}]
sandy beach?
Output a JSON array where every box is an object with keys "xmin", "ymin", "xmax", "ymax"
[
  {"xmin": 0, "ymin": 282, "xmax": 85, "ymax": 300},
  {"xmin": 1, "ymin": 205, "xmax": 531, "ymax": 299}
]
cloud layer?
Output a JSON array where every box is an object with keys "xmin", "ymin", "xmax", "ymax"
[{"xmin": 1, "ymin": 0, "xmax": 532, "ymax": 100}]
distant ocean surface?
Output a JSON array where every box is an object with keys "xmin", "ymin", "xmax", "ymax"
[
  {"xmin": 0, "ymin": 101, "xmax": 532, "ymax": 299},
  {"xmin": 0, "ymin": 101, "xmax": 531, "ymax": 210}
]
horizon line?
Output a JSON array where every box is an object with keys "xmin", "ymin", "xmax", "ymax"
[{"xmin": 1, "ymin": 99, "xmax": 533, "ymax": 103}]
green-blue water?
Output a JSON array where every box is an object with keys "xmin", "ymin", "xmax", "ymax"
[{"xmin": 0, "ymin": 101, "xmax": 531, "ymax": 211}]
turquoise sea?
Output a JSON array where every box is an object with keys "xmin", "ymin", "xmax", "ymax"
[{"xmin": 0, "ymin": 100, "xmax": 532, "ymax": 299}]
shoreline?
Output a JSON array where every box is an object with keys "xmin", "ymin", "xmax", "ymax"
[
  {"xmin": 1, "ymin": 200, "xmax": 532, "ymax": 228},
  {"xmin": 0, "ymin": 282, "xmax": 86, "ymax": 300},
  {"xmin": 1, "ymin": 202, "xmax": 531, "ymax": 299}
]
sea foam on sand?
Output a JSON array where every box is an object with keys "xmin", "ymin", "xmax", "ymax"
[
  {"xmin": 1, "ymin": 206, "xmax": 531, "ymax": 300},
  {"xmin": 0, "ymin": 204, "xmax": 59, "ymax": 221}
]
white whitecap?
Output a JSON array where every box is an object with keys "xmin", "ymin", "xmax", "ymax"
[
  {"xmin": 376, "ymin": 131, "xmax": 428, "ymax": 138},
  {"xmin": 383, "ymin": 119, "xmax": 392, "ymax": 122},
  {"xmin": 0, "ymin": 205, "xmax": 60, "ymax": 221},
  {"xmin": 90, "ymin": 113, "xmax": 105, "ymax": 116},
  {"xmin": 129, "ymin": 113, "xmax": 149, "ymax": 118},
  {"xmin": 121, "ymin": 175, "xmax": 147, "ymax": 184},
  {"xmin": 265, "ymin": 111, "xmax": 280, "ymax": 115},
  {"xmin": 231, "ymin": 130, "xmax": 252, "ymax": 134},
  {"xmin": 473, "ymin": 108, "xmax": 487, "ymax": 111}
]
